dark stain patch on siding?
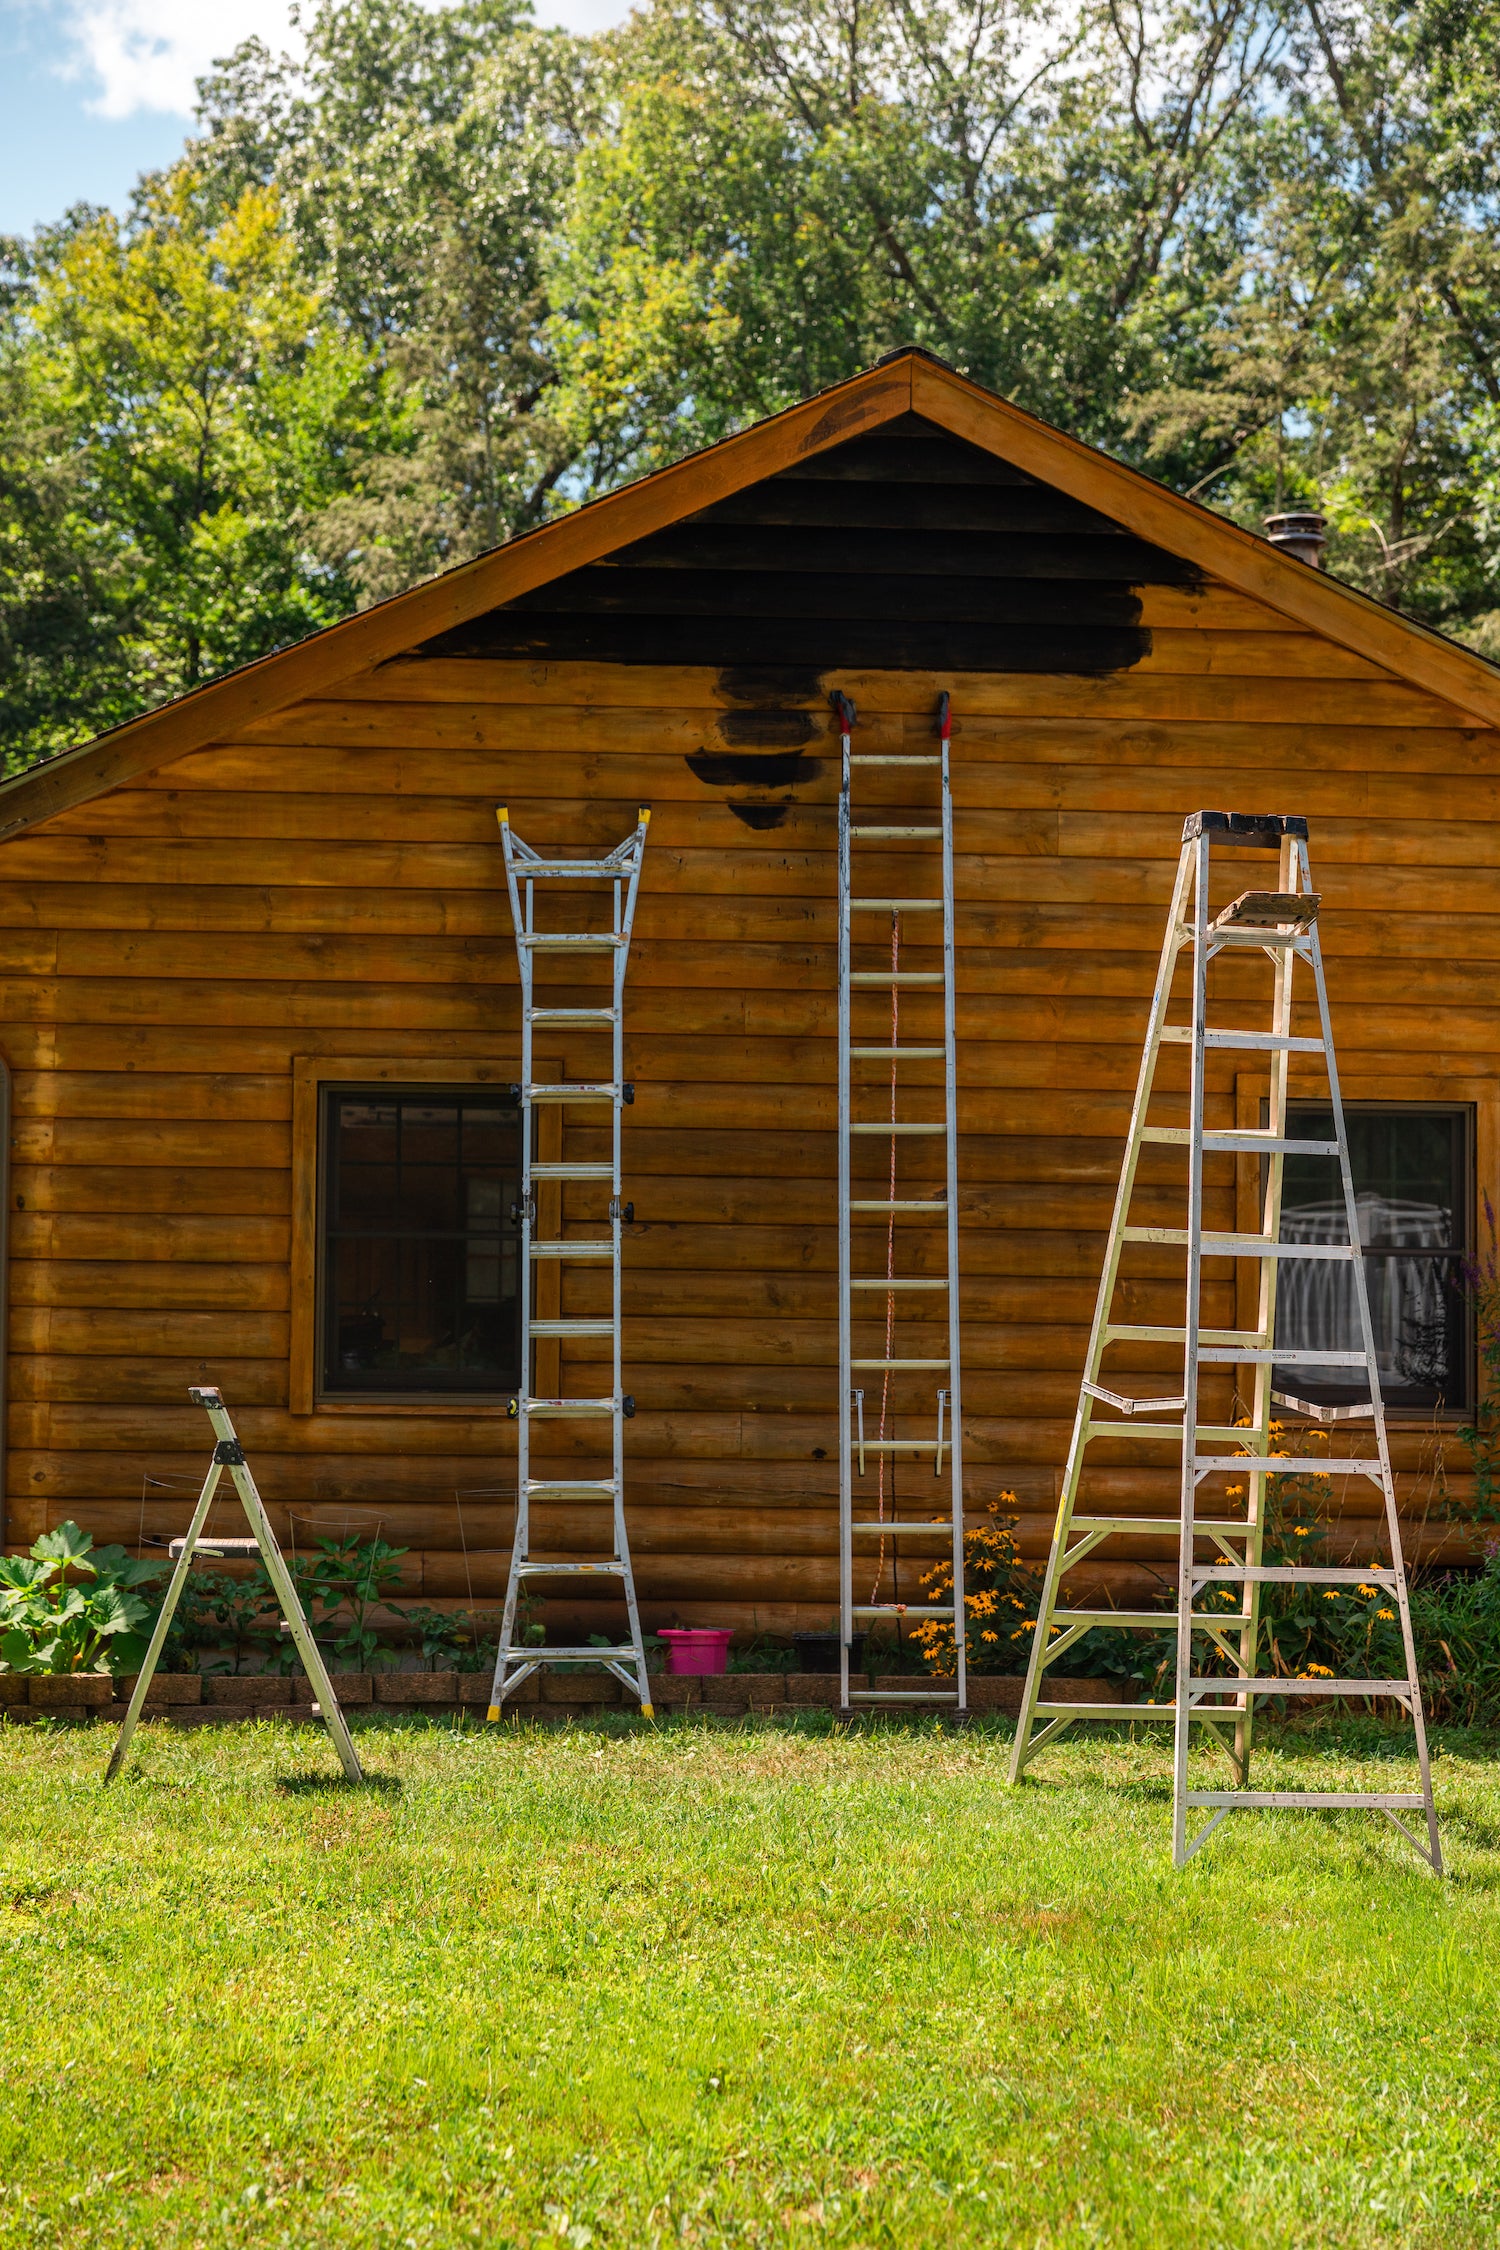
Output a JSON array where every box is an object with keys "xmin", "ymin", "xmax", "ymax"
[{"xmin": 412, "ymin": 414, "xmax": 1185, "ymax": 676}]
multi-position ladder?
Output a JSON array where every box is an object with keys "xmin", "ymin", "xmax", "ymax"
[
  {"xmin": 486, "ymin": 808, "xmax": 654, "ymax": 1722},
  {"xmin": 1009, "ymin": 811, "xmax": 1440, "ymax": 1870},
  {"xmin": 835, "ymin": 691, "xmax": 966, "ymax": 1720},
  {"xmin": 106, "ymin": 1388, "xmax": 364, "ymax": 1784}
]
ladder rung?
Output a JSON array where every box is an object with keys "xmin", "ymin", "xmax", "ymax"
[
  {"xmin": 1052, "ymin": 1610, "xmax": 1173, "ymax": 1628},
  {"xmin": 519, "ymin": 934, "xmax": 626, "ymax": 950},
  {"xmin": 1141, "ymin": 1128, "xmax": 1339, "ymax": 1154},
  {"xmin": 172, "ymin": 1536, "xmax": 259, "ymax": 1556},
  {"xmin": 852, "ymin": 1604, "xmax": 955, "ymax": 1618},
  {"xmin": 850, "ymin": 826, "xmax": 943, "ymax": 838},
  {"xmin": 1187, "ymin": 1791, "xmax": 1424, "ymax": 1809},
  {"xmin": 525, "ymin": 1478, "xmax": 618, "ymax": 1499},
  {"xmin": 848, "ymin": 1277, "xmax": 947, "ymax": 1290},
  {"xmin": 528, "ymin": 1007, "xmax": 617, "ymax": 1026},
  {"xmin": 1190, "ymin": 1565, "xmax": 1397, "ymax": 1585},
  {"xmin": 523, "ymin": 1397, "xmax": 615, "ymax": 1417},
  {"xmin": 501, "ymin": 1645, "xmax": 639, "ymax": 1661},
  {"xmin": 850, "ymin": 1440, "xmax": 944, "ymax": 1458},
  {"xmin": 1197, "ymin": 1346, "xmax": 1366, "ymax": 1366},
  {"xmin": 850, "ymin": 973, "xmax": 945, "ymax": 986},
  {"xmin": 529, "ymin": 1240, "xmax": 614, "ymax": 1259},
  {"xmin": 530, "ymin": 1163, "xmax": 613, "ymax": 1181},
  {"xmin": 849, "ymin": 1199, "xmax": 947, "ymax": 1212},
  {"xmin": 1189, "ymin": 1678, "xmax": 1415, "ymax": 1700},
  {"xmin": 844, "ymin": 1691, "xmax": 962, "ymax": 1703},
  {"xmin": 850, "ymin": 897, "xmax": 943, "ymax": 912},
  {"xmin": 848, "ymin": 754, "xmax": 941, "ymax": 765},
  {"xmin": 529, "ymin": 1319, "xmax": 615, "ymax": 1337},
  {"xmin": 525, "ymin": 1083, "xmax": 621, "ymax": 1102},
  {"xmin": 1071, "ymin": 1517, "xmax": 1252, "ymax": 1536},
  {"xmin": 851, "ymin": 1357, "xmax": 950, "ymax": 1369},
  {"xmin": 849, "ymin": 1123, "xmax": 946, "ymax": 1136},
  {"xmin": 1122, "ymin": 1229, "xmax": 1355, "ymax": 1261},
  {"xmin": 1157, "ymin": 1025, "xmax": 1325, "ymax": 1052},
  {"xmin": 1206, "ymin": 927, "xmax": 1311, "ymax": 951},
  {"xmin": 1159, "ymin": 1027, "xmax": 1325, "ymax": 1053},
  {"xmin": 851, "ymin": 1440, "xmax": 944, "ymax": 1457},
  {"xmin": 850, "ymin": 1046, "xmax": 946, "ymax": 1059},
  {"xmin": 1104, "ymin": 1325, "xmax": 1268, "ymax": 1347},
  {"xmin": 852, "ymin": 1516, "xmax": 950, "ymax": 1529},
  {"xmin": 1035, "ymin": 1702, "xmax": 1173, "ymax": 1720},
  {"xmin": 1194, "ymin": 1455, "xmax": 1382, "ymax": 1477},
  {"xmin": 515, "ymin": 1560, "xmax": 628, "ymax": 1577},
  {"xmin": 1083, "ymin": 1423, "xmax": 1245, "ymax": 1443}
]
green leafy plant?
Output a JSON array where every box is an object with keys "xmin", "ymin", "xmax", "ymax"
[
  {"xmin": 399, "ymin": 1605, "xmax": 510, "ymax": 1673},
  {"xmin": 294, "ymin": 1535, "xmax": 410, "ymax": 1670},
  {"xmin": 0, "ymin": 1522, "xmax": 164, "ymax": 1675},
  {"xmin": 914, "ymin": 1498, "xmax": 1041, "ymax": 1676}
]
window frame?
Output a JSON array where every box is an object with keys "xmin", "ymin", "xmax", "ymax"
[
  {"xmin": 290, "ymin": 1056, "xmax": 561, "ymax": 1415},
  {"xmin": 1253, "ymin": 1094, "xmax": 1475, "ymax": 1421},
  {"xmin": 316, "ymin": 1082, "xmax": 524, "ymax": 1405}
]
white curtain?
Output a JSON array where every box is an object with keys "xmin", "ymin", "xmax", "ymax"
[{"xmin": 1274, "ymin": 1193, "xmax": 1452, "ymax": 1394}]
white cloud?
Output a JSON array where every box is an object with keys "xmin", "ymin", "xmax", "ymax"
[
  {"xmin": 59, "ymin": 0, "xmax": 634, "ymax": 122},
  {"xmin": 61, "ymin": 0, "xmax": 303, "ymax": 120}
]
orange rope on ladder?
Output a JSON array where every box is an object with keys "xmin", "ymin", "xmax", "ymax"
[{"xmin": 870, "ymin": 908, "xmax": 901, "ymax": 1603}]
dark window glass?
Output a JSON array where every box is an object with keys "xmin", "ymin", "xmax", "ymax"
[
  {"xmin": 1272, "ymin": 1105, "xmax": 1470, "ymax": 1412},
  {"xmin": 320, "ymin": 1089, "xmax": 522, "ymax": 1396}
]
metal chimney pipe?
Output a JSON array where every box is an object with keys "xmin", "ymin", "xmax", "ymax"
[{"xmin": 1263, "ymin": 511, "xmax": 1327, "ymax": 568}]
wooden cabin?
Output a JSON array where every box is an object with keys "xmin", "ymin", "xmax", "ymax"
[{"xmin": 2, "ymin": 348, "xmax": 1498, "ymax": 1633}]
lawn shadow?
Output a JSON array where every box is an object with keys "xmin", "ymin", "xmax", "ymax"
[{"xmin": 275, "ymin": 1771, "xmax": 402, "ymax": 1797}]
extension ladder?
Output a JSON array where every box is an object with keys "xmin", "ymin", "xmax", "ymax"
[
  {"xmin": 1009, "ymin": 812, "xmax": 1441, "ymax": 1871},
  {"xmin": 106, "ymin": 1388, "xmax": 364, "ymax": 1784},
  {"xmin": 835, "ymin": 691, "xmax": 966, "ymax": 1719},
  {"xmin": 486, "ymin": 808, "xmax": 654, "ymax": 1721}
]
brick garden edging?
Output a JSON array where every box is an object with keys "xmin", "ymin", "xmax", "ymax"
[{"xmin": 1, "ymin": 1672, "xmax": 1131, "ymax": 1723}]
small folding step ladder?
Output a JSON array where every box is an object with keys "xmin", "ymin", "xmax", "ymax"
[
  {"xmin": 105, "ymin": 1387, "xmax": 364, "ymax": 1783},
  {"xmin": 486, "ymin": 807, "xmax": 654, "ymax": 1722},
  {"xmin": 835, "ymin": 691, "xmax": 966, "ymax": 1720},
  {"xmin": 1009, "ymin": 811, "xmax": 1441, "ymax": 1871}
]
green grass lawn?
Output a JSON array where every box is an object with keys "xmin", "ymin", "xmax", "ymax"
[{"xmin": 2, "ymin": 1712, "xmax": 1498, "ymax": 2249}]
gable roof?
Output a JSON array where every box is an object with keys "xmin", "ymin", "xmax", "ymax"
[{"xmin": 3, "ymin": 347, "xmax": 1498, "ymax": 839}]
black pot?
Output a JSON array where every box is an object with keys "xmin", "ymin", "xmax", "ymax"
[{"xmin": 792, "ymin": 1632, "xmax": 865, "ymax": 1676}]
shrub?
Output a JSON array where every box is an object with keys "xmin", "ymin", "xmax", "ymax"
[{"xmin": 0, "ymin": 1522, "xmax": 164, "ymax": 1675}]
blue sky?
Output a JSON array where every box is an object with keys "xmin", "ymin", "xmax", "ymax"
[{"xmin": 1, "ymin": 0, "xmax": 627, "ymax": 239}]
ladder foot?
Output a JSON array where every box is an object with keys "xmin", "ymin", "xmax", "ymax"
[
  {"xmin": 638, "ymin": 1702, "xmax": 655, "ymax": 1720},
  {"xmin": 486, "ymin": 1705, "xmax": 501, "ymax": 1723}
]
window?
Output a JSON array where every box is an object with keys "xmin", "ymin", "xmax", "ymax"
[
  {"xmin": 319, "ymin": 1088, "xmax": 522, "ymax": 1398},
  {"xmin": 1271, "ymin": 1104, "xmax": 1471, "ymax": 1413}
]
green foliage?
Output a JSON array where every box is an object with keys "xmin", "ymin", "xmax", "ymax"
[
  {"xmin": 398, "ymin": 1603, "xmax": 508, "ymax": 1671},
  {"xmin": 914, "ymin": 1497, "xmax": 1040, "ymax": 1675},
  {"xmin": 0, "ymin": 1520, "xmax": 164, "ymax": 1675},
  {"xmin": 294, "ymin": 1534, "xmax": 410, "ymax": 1670},
  {"xmin": 5, "ymin": 0, "xmax": 1500, "ymax": 753}
]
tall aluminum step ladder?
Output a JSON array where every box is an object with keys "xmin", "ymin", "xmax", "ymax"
[
  {"xmin": 106, "ymin": 1387, "xmax": 364, "ymax": 1784},
  {"xmin": 1009, "ymin": 811, "xmax": 1441, "ymax": 1872},
  {"xmin": 485, "ymin": 807, "xmax": 654, "ymax": 1723},
  {"xmin": 835, "ymin": 691, "xmax": 966, "ymax": 1721}
]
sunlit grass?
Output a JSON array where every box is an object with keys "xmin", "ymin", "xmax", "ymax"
[{"xmin": 1, "ymin": 1710, "xmax": 1497, "ymax": 2247}]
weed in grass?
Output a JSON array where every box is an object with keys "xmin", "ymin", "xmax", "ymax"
[{"xmin": 0, "ymin": 1714, "xmax": 1498, "ymax": 2247}]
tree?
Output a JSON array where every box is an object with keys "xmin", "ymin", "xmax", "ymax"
[
  {"xmin": 1128, "ymin": 0, "xmax": 1500, "ymax": 640},
  {"xmin": 547, "ymin": 0, "xmax": 1291, "ymax": 490},
  {"xmin": 0, "ymin": 172, "xmax": 397, "ymax": 761},
  {"xmin": 193, "ymin": 0, "xmax": 596, "ymax": 600}
]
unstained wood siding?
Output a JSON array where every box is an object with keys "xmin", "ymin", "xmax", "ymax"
[{"xmin": 1, "ymin": 440, "xmax": 1497, "ymax": 1622}]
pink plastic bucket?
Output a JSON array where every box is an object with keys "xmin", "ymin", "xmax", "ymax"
[{"xmin": 658, "ymin": 1627, "xmax": 734, "ymax": 1676}]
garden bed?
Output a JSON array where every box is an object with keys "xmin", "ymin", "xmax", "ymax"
[{"xmin": 0, "ymin": 1671, "xmax": 1129, "ymax": 1723}]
